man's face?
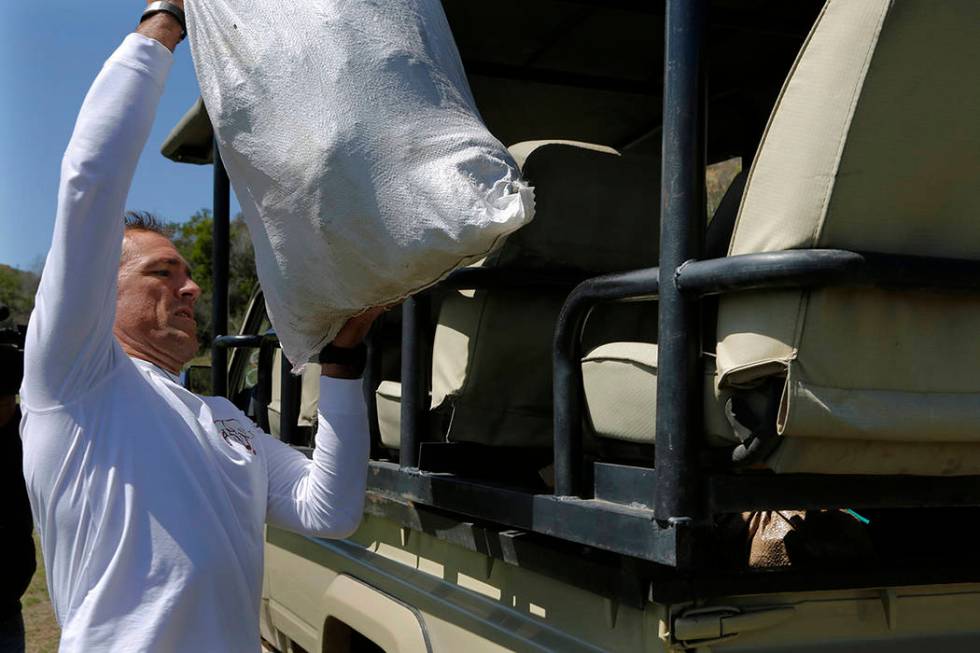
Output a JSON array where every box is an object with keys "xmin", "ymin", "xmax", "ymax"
[{"xmin": 114, "ymin": 230, "xmax": 202, "ymax": 373}]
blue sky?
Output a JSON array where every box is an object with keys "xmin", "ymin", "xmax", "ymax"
[{"xmin": 0, "ymin": 2, "xmax": 239, "ymax": 271}]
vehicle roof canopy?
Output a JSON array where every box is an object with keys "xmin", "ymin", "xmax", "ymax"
[{"xmin": 162, "ymin": 0, "xmax": 823, "ymax": 164}]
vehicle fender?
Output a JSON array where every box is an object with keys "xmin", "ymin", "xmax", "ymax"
[{"xmin": 316, "ymin": 574, "xmax": 431, "ymax": 653}]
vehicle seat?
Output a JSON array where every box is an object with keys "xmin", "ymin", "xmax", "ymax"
[
  {"xmin": 582, "ymin": 172, "xmax": 746, "ymax": 448},
  {"xmin": 715, "ymin": 0, "xmax": 980, "ymax": 474},
  {"xmin": 377, "ymin": 140, "xmax": 661, "ymax": 449}
]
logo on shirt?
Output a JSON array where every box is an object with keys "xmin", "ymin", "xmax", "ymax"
[{"xmin": 215, "ymin": 419, "xmax": 257, "ymax": 455}]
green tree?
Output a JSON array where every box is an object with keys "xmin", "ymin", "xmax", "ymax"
[{"xmin": 0, "ymin": 263, "xmax": 40, "ymax": 326}]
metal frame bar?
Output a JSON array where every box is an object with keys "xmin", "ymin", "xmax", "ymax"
[
  {"xmin": 364, "ymin": 321, "xmax": 385, "ymax": 457},
  {"xmin": 552, "ymin": 268, "xmax": 659, "ymax": 496},
  {"xmin": 709, "ymin": 473, "xmax": 980, "ymax": 513},
  {"xmin": 592, "ymin": 460, "xmax": 980, "ymax": 513},
  {"xmin": 368, "ymin": 461, "xmax": 684, "ymax": 566},
  {"xmin": 655, "ymin": 0, "xmax": 707, "ymax": 525},
  {"xmin": 350, "ymin": 480, "xmax": 980, "ymax": 606},
  {"xmin": 397, "ymin": 267, "xmax": 586, "ymax": 471},
  {"xmin": 214, "ymin": 331, "xmax": 278, "ymax": 433},
  {"xmin": 353, "ymin": 495, "xmax": 652, "ymax": 607},
  {"xmin": 677, "ymin": 249, "xmax": 980, "ymax": 296},
  {"xmin": 211, "ymin": 145, "xmax": 231, "ymax": 398},
  {"xmin": 214, "ymin": 334, "xmax": 266, "ymax": 349},
  {"xmin": 279, "ymin": 351, "xmax": 301, "ymax": 445},
  {"xmin": 398, "ymin": 294, "xmax": 426, "ymax": 469}
]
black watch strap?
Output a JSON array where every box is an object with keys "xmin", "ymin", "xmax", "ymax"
[
  {"xmin": 140, "ymin": 2, "xmax": 187, "ymax": 40},
  {"xmin": 317, "ymin": 343, "xmax": 367, "ymax": 374}
]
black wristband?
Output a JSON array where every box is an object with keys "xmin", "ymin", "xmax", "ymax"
[
  {"xmin": 317, "ymin": 343, "xmax": 367, "ymax": 375},
  {"xmin": 140, "ymin": 2, "xmax": 187, "ymax": 41}
]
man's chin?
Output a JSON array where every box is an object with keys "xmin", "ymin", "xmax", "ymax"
[
  {"xmin": 179, "ymin": 336, "xmax": 200, "ymax": 360},
  {"xmin": 163, "ymin": 330, "xmax": 199, "ymax": 364}
]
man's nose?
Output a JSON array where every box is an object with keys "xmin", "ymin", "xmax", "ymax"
[{"xmin": 181, "ymin": 277, "xmax": 203, "ymax": 303}]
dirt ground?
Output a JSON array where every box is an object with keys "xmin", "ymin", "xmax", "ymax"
[{"xmin": 22, "ymin": 534, "xmax": 59, "ymax": 653}]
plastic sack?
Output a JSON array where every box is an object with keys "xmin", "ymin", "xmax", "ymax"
[{"xmin": 185, "ymin": 0, "xmax": 534, "ymax": 369}]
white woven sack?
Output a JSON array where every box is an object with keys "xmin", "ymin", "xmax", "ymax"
[{"xmin": 185, "ymin": 0, "xmax": 535, "ymax": 369}]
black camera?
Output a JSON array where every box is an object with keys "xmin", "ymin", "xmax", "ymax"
[{"xmin": 0, "ymin": 304, "xmax": 26, "ymax": 396}]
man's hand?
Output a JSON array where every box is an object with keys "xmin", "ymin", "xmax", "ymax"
[
  {"xmin": 320, "ymin": 307, "xmax": 387, "ymax": 379},
  {"xmin": 331, "ymin": 307, "xmax": 386, "ymax": 349},
  {"xmin": 136, "ymin": 1, "xmax": 186, "ymax": 52}
]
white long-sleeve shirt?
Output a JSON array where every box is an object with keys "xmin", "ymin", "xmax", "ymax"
[{"xmin": 20, "ymin": 33, "xmax": 369, "ymax": 652}]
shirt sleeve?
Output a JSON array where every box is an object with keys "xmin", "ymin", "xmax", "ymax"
[
  {"xmin": 260, "ymin": 376, "xmax": 370, "ymax": 538},
  {"xmin": 21, "ymin": 34, "xmax": 174, "ymax": 410}
]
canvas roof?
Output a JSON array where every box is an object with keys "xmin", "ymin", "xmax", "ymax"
[{"xmin": 162, "ymin": 0, "xmax": 823, "ymax": 164}]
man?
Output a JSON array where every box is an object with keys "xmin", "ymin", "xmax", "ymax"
[
  {"xmin": 20, "ymin": 3, "xmax": 376, "ymax": 650},
  {"xmin": 0, "ymin": 332, "xmax": 35, "ymax": 653}
]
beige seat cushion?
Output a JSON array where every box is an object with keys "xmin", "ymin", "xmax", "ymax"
[
  {"xmin": 375, "ymin": 380, "xmax": 456, "ymax": 450},
  {"xmin": 715, "ymin": 0, "xmax": 980, "ymax": 473},
  {"xmin": 432, "ymin": 141, "xmax": 660, "ymax": 448},
  {"xmin": 375, "ymin": 380, "xmax": 402, "ymax": 449},
  {"xmin": 582, "ymin": 342, "xmax": 730, "ymax": 445}
]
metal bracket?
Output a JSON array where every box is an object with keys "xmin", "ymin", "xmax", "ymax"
[{"xmin": 671, "ymin": 605, "xmax": 796, "ymax": 649}]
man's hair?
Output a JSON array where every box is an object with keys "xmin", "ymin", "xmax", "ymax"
[
  {"xmin": 121, "ymin": 211, "xmax": 173, "ymax": 267},
  {"xmin": 124, "ymin": 210, "xmax": 171, "ymax": 236}
]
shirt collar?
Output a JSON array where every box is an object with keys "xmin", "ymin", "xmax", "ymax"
[{"xmin": 130, "ymin": 357, "xmax": 181, "ymax": 384}]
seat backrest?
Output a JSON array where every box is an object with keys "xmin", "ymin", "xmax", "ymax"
[
  {"xmin": 716, "ymin": 0, "xmax": 980, "ymax": 468},
  {"xmin": 432, "ymin": 141, "xmax": 661, "ymax": 447},
  {"xmin": 491, "ymin": 140, "xmax": 659, "ymax": 273}
]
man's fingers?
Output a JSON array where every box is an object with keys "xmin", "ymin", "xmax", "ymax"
[{"xmin": 331, "ymin": 307, "xmax": 384, "ymax": 347}]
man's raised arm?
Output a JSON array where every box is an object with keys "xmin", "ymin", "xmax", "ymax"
[
  {"xmin": 22, "ymin": 11, "xmax": 182, "ymax": 408},
  {"xmin": 259, "ymin": 310, "xmax": 384, "ymax": 538}
]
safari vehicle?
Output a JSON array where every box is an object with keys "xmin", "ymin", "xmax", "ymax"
[{"xmin": 162, "ymin": 0, "xmax": 980, "ymax": 650}]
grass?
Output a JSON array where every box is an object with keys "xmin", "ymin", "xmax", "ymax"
[{"xmin": 23, "ymin": 533, "xmax": 60, "ymax": 653}]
